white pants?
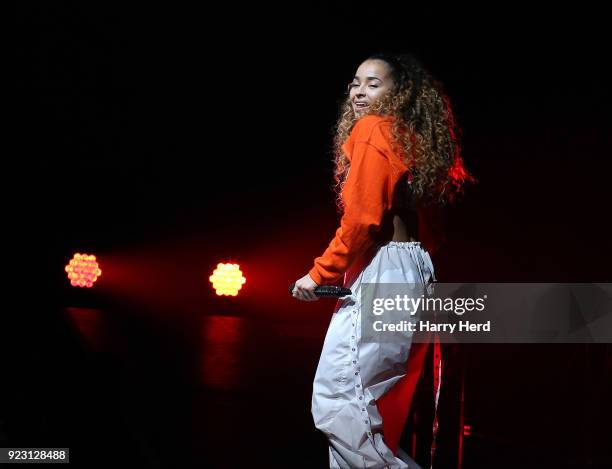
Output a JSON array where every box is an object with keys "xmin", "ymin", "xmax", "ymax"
[{"xmin": 311, "ymin": 241, "xmax": 436, "ymax": 469}]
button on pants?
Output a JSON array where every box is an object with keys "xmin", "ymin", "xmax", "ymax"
[{"xmin": 312, "ymin": 241, "xmax": 436, "ymax": 469}]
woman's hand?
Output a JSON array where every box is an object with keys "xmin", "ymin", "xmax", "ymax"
[{"xmin": 292, "ymin": 273, "xmax": 320, "ymax": 301}]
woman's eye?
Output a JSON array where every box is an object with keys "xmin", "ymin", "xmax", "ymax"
[
  {"xmin": 348, "ymin": 83, "xmax": 358, "ymax": 88},
  {"xmin": 369, "ymin": 85, "xmax": 379, "ymax": 89}
]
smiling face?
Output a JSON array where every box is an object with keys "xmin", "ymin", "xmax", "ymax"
[{"xmin": 348, "ymin": 59, "xmax": 396, "ymax": 117}]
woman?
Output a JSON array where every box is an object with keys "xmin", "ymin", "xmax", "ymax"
[{"xmin": 292, "ymin": 52, "xmax": 474, "ymax": 469}]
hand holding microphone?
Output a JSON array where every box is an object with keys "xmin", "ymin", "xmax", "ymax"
[{"xmin": 290, "ymin": 273, "xmax": 352, "ymax": 301}]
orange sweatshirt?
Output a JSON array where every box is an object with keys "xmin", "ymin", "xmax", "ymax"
[{"xmin": 308, "ymin": 115, "xmax": 412, "ymax": 285}]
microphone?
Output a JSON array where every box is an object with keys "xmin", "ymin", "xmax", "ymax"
[{"xmin": 289, "ymin": 283, "xmax": 352, "ymax": 298}]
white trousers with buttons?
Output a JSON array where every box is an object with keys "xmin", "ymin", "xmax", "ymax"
[{"xmin": 311, "ymin": 241, "xmax": 436, "ymax": 469}]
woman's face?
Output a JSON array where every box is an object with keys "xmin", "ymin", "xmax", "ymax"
[{"xmin": 348, "ymin": 59, "xmax": 395, "ymax": 116}]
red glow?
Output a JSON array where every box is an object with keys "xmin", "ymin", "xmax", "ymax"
[
  {"xmin": 442, "ymin": 93, "xmax": 477, "ymax": 203},
  {"xmin": 65, "ymin": 253, "xmax": 102, "ymax": 288}
]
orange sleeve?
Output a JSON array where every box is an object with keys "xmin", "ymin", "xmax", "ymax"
[{"xmin": 308, "ymin": 121, "xmax": 400, "ymax": 285}]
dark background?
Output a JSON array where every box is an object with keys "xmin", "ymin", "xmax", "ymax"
[{"xmin": 7, "ymin": 2, "xmax": 612, "ymax": 468}]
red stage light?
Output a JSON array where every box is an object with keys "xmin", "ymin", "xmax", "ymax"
[
  {"xmin": 209, "ymin": 263, "xmax": 246, "ymax": 296},
  {"xmin": 65, "ymin": 253, "xmax": 102, "ymax": 288}
]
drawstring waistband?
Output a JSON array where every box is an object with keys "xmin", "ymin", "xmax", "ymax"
[
  {"xmin": 384, "ymin": 240, "xmax": 437, "ymax": 283},
  {"xmin": 386, "ymin": 240, "xmax": 421, "ymax": 248}
]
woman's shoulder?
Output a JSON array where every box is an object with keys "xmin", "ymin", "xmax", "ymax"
[
  {"xmin": 351, "ymin": 114, "xmax": 394, "ymax": 138},
  {"xmin": 342, "ymin": 115, "xmax": 397, "ymax": 163},
  {"xmin": 349, "ymin": 115, "xmax": 396, "ymax": 155}
]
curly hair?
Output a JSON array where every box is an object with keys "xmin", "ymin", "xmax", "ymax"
[{"xmin": 333, "ymin": 52, "xmax": 476, "ymax": 213}]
